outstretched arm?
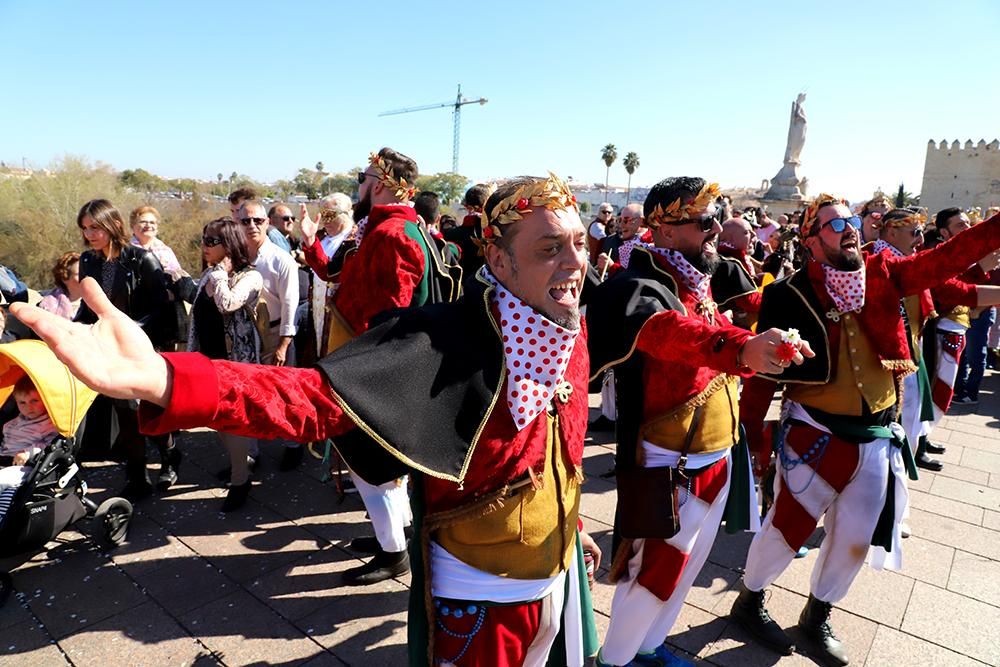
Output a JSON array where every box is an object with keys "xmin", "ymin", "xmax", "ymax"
[
  {"xmin": 10, "ymin": 279, "xmax": 354, "ymax": 443},
  {"xmin": 891, "ymin": 212, "xmax": 1000, "ymax": 295},
  {"xmin": 12, "ymin": 278, "xmax": 173, "ymax": 405}
]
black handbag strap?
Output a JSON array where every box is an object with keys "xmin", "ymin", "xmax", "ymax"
[{"xmin": 676, "ymin": 405, "xmax": 704, "ymax": 477}]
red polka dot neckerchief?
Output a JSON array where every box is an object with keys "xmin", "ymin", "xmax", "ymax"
[
  {"xmin": 649, "ymin": 248, "xmax": 716, "ymax": 322},
  {"xmin": 872, "ymin": 239, "xmax": 903, "ymax": 258},
  {"xmin": 617, "ymin": 238, "xmax": 650, "ymax": 270},
  {"xmin": 481, "ymin": 268, "xmax": 578, "ymax": 431},
  {"xmin": 821, "ymin": 264, "xmax": 866, "ymax": 318}
]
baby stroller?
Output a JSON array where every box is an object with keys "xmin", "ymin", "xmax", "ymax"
[{"xmin": 0, "ymin": 340, "xmax": 134, "ymax": 607}]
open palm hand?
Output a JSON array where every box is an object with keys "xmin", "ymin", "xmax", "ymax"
[{"xmin": 10, "ymin": 278, "xmax": 171, "ymax": 406}]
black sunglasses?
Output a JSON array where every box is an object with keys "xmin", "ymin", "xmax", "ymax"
[
  {"xmin": 202, "ymin": 236, "xmax": 223, "ymax": 247},
  {"xmin": 673, "ymin": 209, "xmax": 723, "ymax": 233},
  {"xmin": 821, "ymin": 216, "xmax": 862, "ymax": 234},
  {"xmin": 357, "ymin": 171, "xmax": 374, "ymax": 184},
  {"xmin": 240, "ymin": 217, "xmax": 266, "ymax": 226},
  {"xmin": 280, "ymin": 215, "xmax": 296, "ymax": 223}
]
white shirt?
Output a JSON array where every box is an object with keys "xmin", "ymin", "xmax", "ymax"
[{"xmin": 254, "ymin": 238, "xmax": 298, "ymax": 337}]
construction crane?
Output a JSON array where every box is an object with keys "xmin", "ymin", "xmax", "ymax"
[{"xmin": 379, "ymin": 84, "xmax": 488, "ymax": 173}]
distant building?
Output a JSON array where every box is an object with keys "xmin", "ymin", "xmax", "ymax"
[{"xmin": 920, "ymin": 139, "xmax": 1000, "ymax": 215}]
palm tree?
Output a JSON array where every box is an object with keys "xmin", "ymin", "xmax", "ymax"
[
  {"xmin": 316, "ymin": 161, "xmax": 325, "ymax": 174},
  {"xmin": 230, "ymin": 171, "xmax": 238, "ymax": 184},
  {"xmin": 601, "ymin": 144, "xmax": 617, "ymax": 200},
  {"xmin": 217, "ymin": 172, "xmax": 223, "ymax": 184},
  {"xmin": 623, "ymin": 152, "xmax": 640, "ymax": 203}
]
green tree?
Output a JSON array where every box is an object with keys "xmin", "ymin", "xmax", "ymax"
[
  {"xmin": 229, "ymin": 171, "xmax": 238, "ymax": 184},
  {"xmin": 894, "ymin": 183, "xmax": 918, "ymax": 208},
  {"xmin": 322, "ymin": 172, "xmax": 358, "ymax": 198},
  {"xmin": 623, "ymin": 151, "xmax": 640, "ymax": 203},
  {"xmin": 293, "ymin": 168, "xmax": 323, "ymax": 199},
  {"xmin": 601, "ymin": 144, "xmax": 617, "ymax": 200},
  {"xmin": 216, "ymin": 172, "xmax": 223, "ymax": 184},
  {"xmin": 119, "ymin": 168, "xmax": 166, "ymax": 193},
  {"xmin": 415, "ymin": 172, "xmax": 470, "ymax": 204},
  {"xmin": 315, "ymin": 161, "xmax": 325, "ymax": 174}
]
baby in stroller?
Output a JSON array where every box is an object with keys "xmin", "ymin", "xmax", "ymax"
[{"xmin": 0, "ymin": 375, "xmax": 57, "ymax": 518}]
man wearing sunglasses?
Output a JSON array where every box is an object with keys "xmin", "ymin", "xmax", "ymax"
[
  {"xmin": 266, "ymin": 203, "xmax": 297, "ymax": 255},
  {"xmin": 300, "ymin": 147, "xmax": 426, "ymax": 586},
  {"xmin": 734, "ymin": 196, "xmax": 1000, "ymax": 666},
  {"xmin": 588, "ymin": 177, "xmax": 814, "ymax": 667},
  {"xmin": 860, "ymin": 195, "xmax": 892, "ymax": 243}
]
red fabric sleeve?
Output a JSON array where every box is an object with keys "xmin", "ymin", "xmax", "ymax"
[
  {"xmin": 636, "ymin": 310, "xmax": 753, "ymax": 375},
  {"xmin": 890, "ymin": 212, "xmax": 1000, "ymax": 295},
  {"xmin": 732, "ymin": 291, "xmax": 762, "ymax": 314},
  {"xmin": 739, "ymin": 374, "xmax": 780, "ymax": 464},
  {"xmin": 302, "ymin": 237, "xmax": 331, "ymax": 281},
  {"xmin": 353, "ymin": 228, "xmax": 425, "ymax": 330},
  {"xmin": 932, "ymin": 277, "xmax": 979, "ymax": 309},
  {"xmin": 138, "ymin": 352, "xmax": 353, "ymax": 443}
]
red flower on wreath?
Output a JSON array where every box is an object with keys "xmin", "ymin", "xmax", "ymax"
[
  {"xmin": 515, "ymin": 198, "xmax": 530, "ymax": 211},
  {"xmin": 483, "ymin": 226, "xmax": 495, "ymax": 239}
]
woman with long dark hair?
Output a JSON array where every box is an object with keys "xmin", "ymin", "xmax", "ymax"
[
  {"xmin": 75, "ymin": 198, "xmax": 178, "ymax": 500},
  {"xmin": 187, "ymin": 217, "xmax": 263, "ymax": 511}
]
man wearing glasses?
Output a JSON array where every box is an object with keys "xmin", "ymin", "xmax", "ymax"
[
  {"xmin": 266, "ymin": 204, "xmax": 297, "ymax": 255},
  {"xmin": 734, "ymin": 197, "xmax": 1000, "ymax": 666},
  {"xmin": 589, "ymin": 177, "xmax": 812, "ymax": 667}
]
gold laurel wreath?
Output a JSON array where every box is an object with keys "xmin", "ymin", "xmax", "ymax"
[
  {"xmin": 479, "ymin": 172, "xmax": 578, "ymax": 244},
  {"xmin": 878, "ymin": 209, "xmax": 928, "ymax": 229},
  {"xmin": 368, "ymin": 152, "xmax": 416, "ymax": 201},
  {"xmin": 800, "ymin": 193, "xmax": 846, "ymax": 237},
  {"xmin": 646, "ymin": 182, "xmax": 722, "ymax": 228}
]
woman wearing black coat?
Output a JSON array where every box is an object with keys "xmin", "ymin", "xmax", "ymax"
[{"xmin": 75, "ymin": 199, "xmax": 179, "ymax": 500}]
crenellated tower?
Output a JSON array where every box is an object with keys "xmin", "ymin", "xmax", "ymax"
[{"xmin": 920, "ymin": 139, "xmax": 1000, "ymax": 215}]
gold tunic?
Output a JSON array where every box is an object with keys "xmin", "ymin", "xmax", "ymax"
[{"xmin": 433, "ymin": 412, "xmax": 580, "ymax": 580}]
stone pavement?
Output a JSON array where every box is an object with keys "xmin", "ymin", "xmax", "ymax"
[{"xmin": 2, "ymin": 370, "xmax": 999, "ymax": 666}]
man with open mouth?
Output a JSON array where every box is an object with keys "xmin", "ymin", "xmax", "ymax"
[
  {"xmin": 587, "ymin": 177, "xmax": 812, "ymax": 667},
  {"xmin": 734, "ymin": 196, "xmax": 1000, "ymax": 667},
  {"xmin": 14, "ymin": 173, "xmax": 607, "ymax": 666}
]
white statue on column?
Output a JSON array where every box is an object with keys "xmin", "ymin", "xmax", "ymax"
[{"xmin": 764, "ymin": 93, "xmax": 808, "ymax": 201}]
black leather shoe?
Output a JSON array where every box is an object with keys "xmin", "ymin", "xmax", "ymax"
[
  {"xmin": 797, "ymin": 594, "xmax": 849, "ymax": 666},
  {"xmin": 279, "ymin": 445, "xmax": 305, "ymax": 472},
  {"xmin": 120, "ymin": 479, "xmax": 153, "ymax": 502},
  {"xmin": 923, "ymin": 440, "xmax": 946, "ymax": 455},
  {"xmin": 343, "ymin": 549, "xmax": 410, "ymax": 586},
  {"xmin": 729, "ymin": 584, "xmax": 795, "ymax": 655},
  {"xmin": 156, "ymin": 447, "xmax": 183, "ymax": 491},
  {"xmin": 221, "ymin": 481, "xmax": 252, "ymax": 512},
  {"xmin": 916, "ymin": 452, "xmax": 943, "ymax": 471}
]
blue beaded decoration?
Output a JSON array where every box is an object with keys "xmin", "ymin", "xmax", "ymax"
[
  {"xmin": 778, "ymin": 424, "xmax": 831, "ymax": 495},
  {"xmin": 434, "ymin": 598, "xmax": 487, "ymax": 664}
]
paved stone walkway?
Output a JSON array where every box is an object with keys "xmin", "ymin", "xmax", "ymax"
[{"xmin": 2, "ymin": 370, "xmax": 998, "ymax": 666}]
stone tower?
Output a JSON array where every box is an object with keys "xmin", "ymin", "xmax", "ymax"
[{"xmin": 920, "ymin": 139, "xmax": 1000, "ymax": 215}]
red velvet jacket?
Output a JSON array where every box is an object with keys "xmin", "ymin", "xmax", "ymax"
[
  {"xmin": 932, "ymin": 265, "xmax": 988, "ymax": 314},
  {"xmin": 636, "ymin": 252, "xmax": 754, "ymax": 423},
  {"xmin": 741, "ymin": 212, "xmax": 1000, "ymax": 461},
  {"xmin": 304, "ymin": 205, "xmax": 425, "ymax": 334},
  {"xmin": 138, "ymin": 334, "xmax": 589, "ymax": 514}
]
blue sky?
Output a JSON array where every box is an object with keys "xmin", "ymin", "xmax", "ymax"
[{"xmin": 2, "ymin": 0, "xmax": 998, "ymax": 201}]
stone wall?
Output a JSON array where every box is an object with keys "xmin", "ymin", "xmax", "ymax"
[{"xmin": 921, "ymin": 139, "xmax": 1000, "ymax": 215}]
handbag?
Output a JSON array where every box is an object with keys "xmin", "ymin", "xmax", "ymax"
[{"xmin": 615, "ymin": 405, "xmax": 704, "ymax": 540}]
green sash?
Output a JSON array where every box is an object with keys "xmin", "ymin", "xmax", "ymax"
[
  {"xmin": 723, "ymin": 427, "xmax": 753, "ymax": 533},
  {"xmin": 814, "ymin": 417, "xmax": 913, "ymax": 552}
]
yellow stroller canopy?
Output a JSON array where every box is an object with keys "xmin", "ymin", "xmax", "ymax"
[{"xmin": 0, "ymin": 340, "xmax": 98, "ymax": 437}]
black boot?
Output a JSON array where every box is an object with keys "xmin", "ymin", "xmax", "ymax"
[
  {"xmin": 797, "ymin": 595, "xmax": 849, "ymax": 666},
  {"xmin": 221, "ymin": 481, "xmax": 252, "ymax": 512},
  {"xmin": 923, "ymin": 438, "xmax": 946, "ymax": 455},
  {"xmin": 729, "ymin": 584, "xmax": 795, "ymax": 655},
  {"xmin": 121, "ymin": 463, "xmax": 153, "ymax": 502},
  {"xmin": 916, "ymin": 451, "xmax": 943, "ymax": 471},
  {"xmin": 348, "ymin": 525, "xmax": 415, "ymax": 554},
  {"xmin": 156, "ymin": 447, "xmax": 183, "ymax": 491},
  {"xmin": 343, "ymin": 548, "xmax": 410, "ymax": 586}
]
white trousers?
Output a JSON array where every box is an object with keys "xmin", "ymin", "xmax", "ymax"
[
  {"xmin": 350, "ymin": 471, "xmax": 412, "ymax": 553},
  {"xmin": 601, "ymin": 455, "xmax": 731, "ymax": 664},
  {"xmin": 743, "ymin": 431, "xmax": 904, "ymax": 602}
]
